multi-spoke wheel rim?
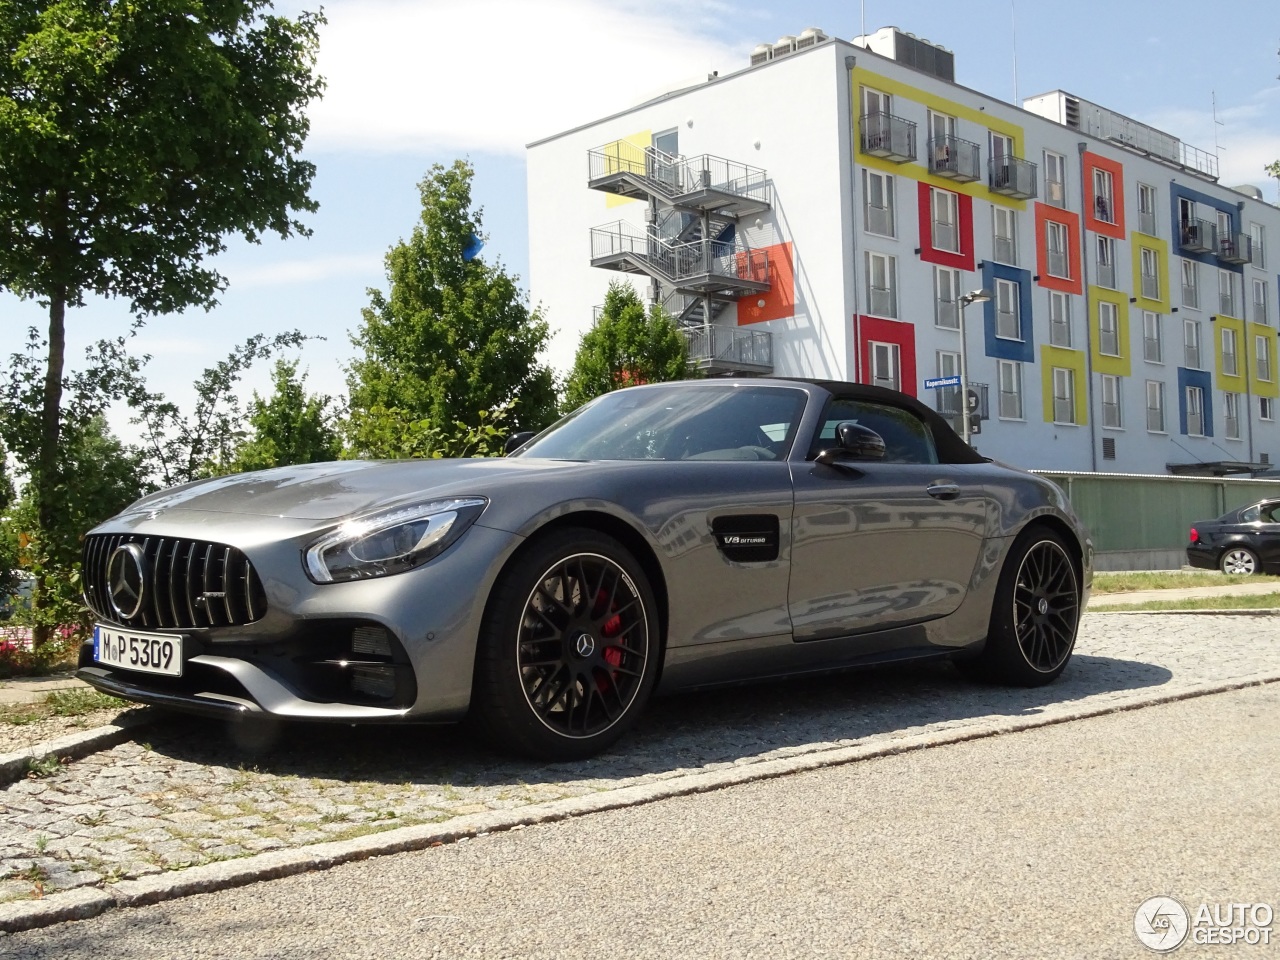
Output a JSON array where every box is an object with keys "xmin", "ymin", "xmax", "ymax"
[
  {"xmin": 1012, "ymin": 540, "xmax": 1079, "ymax": 673},
  {"xmin": 516, "ymin": 552, "xmax": 650, "ymax": 739},
  {"xmin": 1222, "ymin": 549, "xmax": 1257, "ymax": 575}
]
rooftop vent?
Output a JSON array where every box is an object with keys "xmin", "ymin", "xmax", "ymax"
[
  {"xmin": 1231, "ymin": 184, "xmax": 1264, "ymax": 201},
  {"xmin": 852, "ymin": 26, "xmax": 954, "ymax": 83},
  {"xmin": 750, "ymin": 27, "xmax": 827, "ymax": 65}
]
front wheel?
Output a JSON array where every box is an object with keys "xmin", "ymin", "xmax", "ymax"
[
  {"xmin": 1220, "ymin": 546, "xmax": 1259, "ymax": 576},
  {"xmin": 471, "ymin": 529, "xmax": 660, "ymax": 761},
  {"xmin": 964, "ymin": 527, "xmax": 1081, "ymax": 686}
]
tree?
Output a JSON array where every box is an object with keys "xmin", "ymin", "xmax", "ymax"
[
  {"xmin": 230, "ymin": 359, "xmax": 341, "ymax": 473},
  {"xmin": 0, "ymin": 1, "xmax": 324, "ymax": 642},
  {"xmin": 345, "ymin": 160, "xmax": 557, "ymax": 458},
  {"xmin": 562, "ymin": 281, "xmax": 692, "ymax": 411},
  {"xmin": 1267, "ymin": 160, "xmax": 1280, "ymax": 200}
]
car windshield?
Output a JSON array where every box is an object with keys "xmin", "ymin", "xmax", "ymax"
[{"xmin": 517, "ymin": 384, "xmax": 809, "ymax": 461}]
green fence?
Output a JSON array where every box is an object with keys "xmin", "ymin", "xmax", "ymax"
[{"xmin": 1032, "ymin": 471, "xmax": 1280, "ymax": 566}]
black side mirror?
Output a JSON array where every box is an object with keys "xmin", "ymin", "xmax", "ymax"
[
  {"xmin": 815, "ymin": 421, "xmax": 885, "ymax": 465},
  {"xmin": 504, "ymin": 431, "xmax": 536, "ymax": 455}
]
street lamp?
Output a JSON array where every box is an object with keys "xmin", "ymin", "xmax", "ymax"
[{"xmin": 957, "ymin": 288, "xmax": 993, "ymax": 445}]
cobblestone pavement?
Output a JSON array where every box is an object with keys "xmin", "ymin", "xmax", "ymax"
[{"xmin": 1, "ymin": 612, "xmax": 1276, "ymax": 904}]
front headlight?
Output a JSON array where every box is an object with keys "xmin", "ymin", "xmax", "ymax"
[{"xmin": 304, "ymin": 497, "xmax": 487, "ymax": 583}]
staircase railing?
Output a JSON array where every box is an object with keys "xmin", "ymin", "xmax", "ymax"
[{"xmin": 590, "ymin": 222, "xmax": 769, "ymax": 287}]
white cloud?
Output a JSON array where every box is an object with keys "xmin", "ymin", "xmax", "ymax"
[
  {"xmin": 1144, "ymin": 86, "xmax": 1280, "ymax": 196},
  {"xmin": 307, "ymin": 0, "xmax": 741, "ymax": 154},
  {"xmin": 225, "ymin": 253, "xmax": 384, "ymax": 288}
]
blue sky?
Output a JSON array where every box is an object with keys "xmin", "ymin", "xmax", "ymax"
[{"xmin": 3, "ymin": 0, "xmax": 1278, "ymax": 448}]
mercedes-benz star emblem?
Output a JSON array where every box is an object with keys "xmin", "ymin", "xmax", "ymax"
[
  {"xmin": 107, "ymin": 543, "xmax": 147, "ymax": 620},
  {"xmin": 574, "ymin": 632, "xmax": 596, "ymax": 658}
]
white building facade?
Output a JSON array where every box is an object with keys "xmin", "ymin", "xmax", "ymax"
[{"xmin": 526, "ymin": 27, "xmax": 1280, "ymax": 475}]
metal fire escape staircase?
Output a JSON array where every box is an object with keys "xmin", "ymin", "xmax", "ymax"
[{"xmin": 587, "ymin": 141, "xmax": 775, "ymax": 375}]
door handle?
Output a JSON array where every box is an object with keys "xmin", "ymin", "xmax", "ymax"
[{"xmin": 926, "ymin": 482, "xmax": 960, "ymax": 500}]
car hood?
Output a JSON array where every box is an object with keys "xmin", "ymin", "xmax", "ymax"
[{"xmin": 116, "ymin": 458, "xmax": 587, "ymax": 522}]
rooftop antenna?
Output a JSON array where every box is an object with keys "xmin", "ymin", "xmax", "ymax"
[
  {"xmin": 1011, "ymin": 1, "xmax": 1019, "ymax": 103},
  {"xmin": 860, "ymin": 0, "xmax": 865, "ymax": 40},
  {"xmin": 1212, "ymin": 91, "xmax": 1225, "ymax": 158}
]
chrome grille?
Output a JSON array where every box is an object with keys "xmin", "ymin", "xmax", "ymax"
[{"xmin": 83, "ymin": 534, "xmax": 267, "ymax": 629}]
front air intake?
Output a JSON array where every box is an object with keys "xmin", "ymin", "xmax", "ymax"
[{"xmin": 83, "ymin": 534, "xmax": 267, "ymax": 629}]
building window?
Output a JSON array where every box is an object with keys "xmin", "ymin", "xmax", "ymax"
[
  {"xmin": 928, "ymin": 110, "xmax": 956, "ymax": 150},
  {"xmin": 1044, "ymin": 150, "xmax": 1066, "ymax": 207},
  {"xmin": 1139, "ymin": 247, "xmax": 1160, "ymax": 300},
  {"xmin": 931, "ymin": 187, "xmax": 959, "ymax": 253},
  {"xmin": 995, "ymin": 279, "xmax": 1021, "ymax": 340},
  {"xmin": 1216, "ymin": 210, "xmax": 1233, "ymax": 248},
  {"xmin": 1182, "ymin": 259, "xmax": 1199, "ymax": 308},
  {"xmin": 934, "ymin": 267, "xmax": 960, "ymax": 329},
  {"xmin": 1143, "ymin": 311, "xmax": 1162, "ymax": 363},
  {"xmin": 1093, "ymin": 168, "xmax": 1115, "ymax": 223},
  {"xmin": 863, "ymin": 169, "xmax": 895, "ymax": 237},
  {"xmin": 993, "ymin": 207, "xmax": 1017, "ymax": 265},
  {"xmin": 1099, "ymin": 301, "xmax": 1120, "ymax": 356},
  {"xmin": 1138, "ymin": 182, "xmax": 1157, "ymax": 236},
  {"xmin": 1101, "ymin": 374, "xmax": 1122, "ymax": 428},
  {"xmin": 1257, "ymin": 335, "xmax": 1273, "ymax": 382},
  {"xmin": 1262, "ymin": 396, "xmax": 1275, "ymax": 421},
  {"xmin": 1224, "ymin": 391, "xmax": 1241, "ymax": 440},
  {"xmin": 1186, "ymin": 385, "xmax": 1205, "ymax": 436},
  {"xmin": 1253, "ymin": 279, "xmax": 1269, "ymax": 325},
  {"xmin": 1184, "ymin": 319, "xmax": 1202, "ymax": 369},
  {"xmin": 1251, "ymin": 223, "xmax": 1266, "ymax": 270},
  {"xmin": 998, "ymin": 360, "xmax": 1023, "ymax": 419},
  {"xmin": 1045, "ymin": 220, "xmax": 1070, "ymax": 279},
  {"xmin": 869, "ymin": 340, "xmax": 901, "ymax": 391},
  {"xmin": 1049, "ymin": 291, "xmax": 1072, "ymax": 348},
  {"xmin": 1219, "ymin": 269, "xmax": 1236, "ymax": 317},
  {"xmin": 1052, "ymin": 367, "xmax": 1075, "ymax": 424},
  {"xmin": 865, "ymin": 251, "xmax": 897, "ymax": 318},
  {"xmin": 1146, "ymin": 380, "xmax": 1166, "ymax": 432},
  {"xmin": 1096, "ymin": 235, "xmax": 1116, "ymax": 288},
  {"xmin": 863, "ymin": 86, "xmax": 892, "ymax": 117},
  {"xmin": 936, "ymin": 350, "xmax": 962, "ymax": 417},
  {"xmin": 1221, "ymin": 327, "xmax": 1238, "ymax": 377}
]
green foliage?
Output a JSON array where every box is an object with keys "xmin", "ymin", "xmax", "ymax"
[
  {"xmin": 563, "ymin": 281, "xmax": 692, "ymax": 412},
  {"xmin": 343, "ymin": 403, "xmax": 516, "ymax": 461},
  {"xmin": 229, "ymin": 358, "xmax": 341, "ymax": 473},
  {"xmin": 345, "ymin": 160, "xmax": 557, "ymax": 458}
]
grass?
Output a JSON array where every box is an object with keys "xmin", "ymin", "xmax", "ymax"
[
  {"xmin": 1103, "ymin": 592, "xmax": 1280, "ymax": 612},
  {"xmin": 0, "ymin": 688, "xmax": 126, "ymax": 727},
  {"xmin": 1091, "ymin": 571, "xmax": 1280, "ymax": 594}
]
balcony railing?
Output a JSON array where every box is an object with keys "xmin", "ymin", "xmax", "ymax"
[
  {"xmin": 1141, "ymin": 272, "xmax": 1160, "ymax": 300},
  {"xmin": 1045, "ymin": 177, "xmax": 1065, "ymax": 208},
  {"xmin": 1218, "ymin": 233, "xmax": 1252, "ymax": 265},
  {"xmin": 1220, "ymin": 292, "xmax": 1237, "ymax": 318},
  {"xmin": 682, "ymin": 324, "xmax": 773, "ymax": 375},
  {"xmin": 1047, "ymin": 249, "xmax": 1069, "ymax": 279},
  {"xmin": 1147, "ymin": 403, "xmax": 1165, "ymax": 432},
  {"xmin": 1179, "ymin": 218, "xmax": 1216, "ymax": 254},
  {"xmin": 988, "ymin": 156, "xmax": 1037, "ymax": 199},
  {"xmin": 928, "ymin": 136, "xmax": 981, "ymax": 182},
  {"xmin": 587, "ymin": 142, "xmax": 770, "ymax": 215},
  {"xmin": 1139, "ymin": 210, "xmax": 1158, "ymax": 236},
  {"xmin": 1183, "ymin": 282, "xmax": 1200, "ymax": 309},
  {"xmin": 861, "ymin": 112, "xmax": 917, "ymax": 163},
  {"xmin": 1096, "ymin": 261, "xmax": 1116, "ymax": 289},
  {"xmin": 993, "ymin": 235, "xmax": 1017, "ymax": 266},
  {"xmin": 1144, "ymin": 333, "xmax": 1162, "ymax": 363}
]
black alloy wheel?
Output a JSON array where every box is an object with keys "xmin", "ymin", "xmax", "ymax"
[{"xmin": 472, "ymin": 529, "xmax": 660, "ymax": 760}]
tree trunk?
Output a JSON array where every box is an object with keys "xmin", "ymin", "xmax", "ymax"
[{"xmin": 32, "ymin": 291, "xmax": 67, "ymax": 649}]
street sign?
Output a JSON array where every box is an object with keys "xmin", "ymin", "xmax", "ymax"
[
  {"xmin": 923, "ymin": 376, "xmax": 961, "ymax": 389},
  {"xmin": 966, "ymin": 388, "xmax": 981, "ymax": 412}
]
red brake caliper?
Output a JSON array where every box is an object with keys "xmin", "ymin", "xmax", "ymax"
[{"xmin": 595, "ymin": 589, "xmax": 624, "ymax": 692}]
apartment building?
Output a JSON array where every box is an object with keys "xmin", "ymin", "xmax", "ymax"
[{"xmin": 526, "ymin": 26, "xmax": 1280, "ymax": 474}]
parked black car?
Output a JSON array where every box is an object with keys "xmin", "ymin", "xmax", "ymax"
[{"xmin": 1186, "ymin": 500, "xmax": 1280, "ymax": 574}]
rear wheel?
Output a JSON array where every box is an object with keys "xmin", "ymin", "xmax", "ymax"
[
  {"xmin": 1220, "ymin": 546, "xmax": 1259, "ymax": 575},
  {"xmin": 963, "ymin": 527, "xmax": 1081, "ymax": 686},
  {"xmin": 471, "ymin": 529, "xmax": 660, "ymax": 761}
]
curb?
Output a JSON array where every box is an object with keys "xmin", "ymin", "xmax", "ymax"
[
  {"xmin": 2, "ymin": 670, "xmax": 1278, "ymax": 935},
  {"xmin": 1086, "ymin": 607, "xmax": 1280, "ymax": 615},
  {"xmin": 0, "ymin": 712, "xmax": 155, "ymax": 788}
]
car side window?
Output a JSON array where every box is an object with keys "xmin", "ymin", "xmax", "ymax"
[
  {"xmin": 1260, "ymin": 503, "xmax": 1280, "ymax": 523},
  {"xmin": 808, "ymin": 398, "xmax": 938, "ymax": 464},
  {"xmin": 1242, "ymin": 505, "xmax": 1262, "ymax": 523}
]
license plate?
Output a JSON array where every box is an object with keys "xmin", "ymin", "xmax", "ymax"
[{"xmin": 93, "ymin": 624, "xmax": 183, "ymax": 677}]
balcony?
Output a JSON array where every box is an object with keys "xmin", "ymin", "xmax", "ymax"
[
  {"xmin": 861, "ymin": 112, "xmax": 917, "ymax": 163},
  {"xmin": 1218, "ymin": 233, "xmax": 1253, "ymax": 266},
  {"xmin": 587, "ymin": 141, "xmax": 770, "ymax": 218},
  {"xmin": 1179, "ymin": 218, "xmax": 1216, "ymax": 254},
  {"xmin": 928, "ymin": 136, "xmax": 981, "ymax": 182},
  {"xmin": 682, "ymin": 324, "xmax": 773, "ymax": 376},
  {"xmin": 988, "ymin": 156, "xmax": 1037, "ymax": 200},
  {"xmin": 590, "ymin": 222, "xmax": 770, "ymax": 299}
]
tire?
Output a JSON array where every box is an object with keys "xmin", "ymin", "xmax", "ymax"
[
  {"xmin": 964, "ymin": 526, "xmax": 1082, "ymax": 687},
  {"xmin": 1220, "ymin": 546, "xmax": 1259, "ymax": 576},
  {"xmin": 470, "ymin": 528, "xmax": 661, "ymax": 761}
]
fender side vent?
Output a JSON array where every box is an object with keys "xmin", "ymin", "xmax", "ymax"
[{"xmin": 711, "ymin": 514, "xmax": 780, "ymax": 563}]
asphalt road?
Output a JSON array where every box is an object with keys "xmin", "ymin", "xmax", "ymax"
[{"xmin": 4, "ymin": 681, "xmax": 1276, "ymax": 959}]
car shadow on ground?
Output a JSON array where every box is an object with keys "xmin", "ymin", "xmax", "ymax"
[{"xmin": 130, "ymin": 652, "xmax": 1173, "ymax": 790}]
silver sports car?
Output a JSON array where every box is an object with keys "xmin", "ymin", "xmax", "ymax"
[{"xmin": 78, "ymin": 379, "xmax": 1092, "ymax": 760}]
